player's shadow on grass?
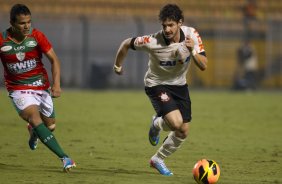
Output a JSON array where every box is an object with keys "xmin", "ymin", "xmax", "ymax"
[
  {"xmin": 45, "ymin": 166, "xmax": 157, "ymax": 176},
  {"xmin": 0, "ymin": 162, "xmax": 158, "ymax": 176},
  {"xmin": 0, "ymin": 162, "xmax": 24, "ymax": 170},
  {"xmin": 80, "ymin": 167, "xmax": 153, "ymax": 175}
]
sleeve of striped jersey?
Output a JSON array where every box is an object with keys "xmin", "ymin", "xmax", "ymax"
[{"xmin": 34, "ymin": 30, "xmax": 52, "ymax": 53}]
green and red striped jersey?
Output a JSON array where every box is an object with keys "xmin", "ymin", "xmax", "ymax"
[{"xmin": 0, "ymin": 28, "xmax": 52, "ymax": 91}]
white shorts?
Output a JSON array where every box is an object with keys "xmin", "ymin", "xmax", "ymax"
[{"xmin": 9, "ymin": 90, "xmax": 55, "ymax": 118}]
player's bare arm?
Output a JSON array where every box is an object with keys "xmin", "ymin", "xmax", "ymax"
[
  {"xmin": 185, "ymin": 36, "xmax": 208, "ymax": 71},
  {"xmin": 113, "ymin": 38, "xmax": 132, "ymax": 75},
  {"xmin": 45, "ymin": 48, "xmax": 61, "ymax": 97},
  {"xmin": 192, "ymin": 53, "xmax": 208, "ymax": 71}
]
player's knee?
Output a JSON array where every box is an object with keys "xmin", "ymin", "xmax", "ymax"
[
  {"xmin": 21, "ymin": 114, "xmax": 42, "ymax": 126},
  {"xmin": 180, "ymin": 129, "xmax": 189, "ymax": 139},
  {"xmin": 45, "ymin": 119, "xmax": 56, "ymax": 131},
  {"xmin": 48, "ymin": 123, "xmax": 56, "ymax": 132},
  {"xmin": 169, "ymin": 118, "xmax": 183, "ymax": 131},
  {"xmin": 175, "ymin": 129, "xmax": 188, "ymax": 139},
  {"xmin": 172, "ymin": 123, "xmax": 182, "ymax": 131},
  {"xmin": 175, "ymin": 123, "xmax": 189, "ymax": 139}
]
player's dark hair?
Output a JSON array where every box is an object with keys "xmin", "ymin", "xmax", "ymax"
[
  {"xmin": 10, "ymin": 4, "xmax": 31, "ymax": 23},
  {"xmin": 159, "ymin": 4, "xmax": 184, "ymax": 23}
]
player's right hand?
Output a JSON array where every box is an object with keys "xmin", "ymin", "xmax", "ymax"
[
  {"xmin": 184, "ymin": 36, "xmax": 195, "ymax": 51},
  {"xmin": 113, "ymin": 65, "xmax": 123, "ymax": 75}
]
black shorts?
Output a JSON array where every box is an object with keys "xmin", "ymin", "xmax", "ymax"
[{"xmin": 145, "ymin": 84, "xmax": 192, "ymax": 122}]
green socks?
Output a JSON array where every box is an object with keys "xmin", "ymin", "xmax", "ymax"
[{"xmin": 33, "ymin": 123, "xmax": 67, "ymax": 158}]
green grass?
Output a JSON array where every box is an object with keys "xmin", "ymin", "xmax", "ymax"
[{"xmin": 0, "ymin": 89, "xmax": 282, "ymax": 184}]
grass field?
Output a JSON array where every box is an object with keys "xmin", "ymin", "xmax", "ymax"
[{"xmin": 0, "ymin": 89, "xmax": 281, "ymax": 184}]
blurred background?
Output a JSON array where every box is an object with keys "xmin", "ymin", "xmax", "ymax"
[{"xmin": 0, "ymin": 0, "xmax": 282, "ymax": 90}]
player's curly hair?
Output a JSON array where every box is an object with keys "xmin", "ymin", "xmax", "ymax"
[
  {"xmin": 159, "ymin": 4, "xmax": 184, "ymax": 23},
  {"xmin": 10, "ymin": 4, "xmax": 31, "ymax": 23}
]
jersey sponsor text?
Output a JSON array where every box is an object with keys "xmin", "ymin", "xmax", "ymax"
[
  {"xmin": 7, "ymin": 59, "xmax": 37, "ymax": 74},
  {"xmin": 135, "ymin": 36, "xmax": 151, "ymax": 45}
]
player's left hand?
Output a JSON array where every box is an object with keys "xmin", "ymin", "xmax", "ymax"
[
  {"xmin": 51, "ymin": 85, "xmax": 61, "ymax": 98},
  {"xmin": 184, "ymin": 36, "xmax": 195, "ymax": 51}
]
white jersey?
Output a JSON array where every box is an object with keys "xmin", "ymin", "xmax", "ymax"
[{"xmin": 132, "ymin": 26, "xmax": 205, "ymax": 87}]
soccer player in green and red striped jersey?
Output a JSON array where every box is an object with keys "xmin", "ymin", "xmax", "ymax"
[{"xmin": 0, "ymin": 4, "xmax": 76, "ymax": 172}]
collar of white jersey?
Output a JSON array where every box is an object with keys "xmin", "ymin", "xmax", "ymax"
[{"xmin": 162, "ymin": 28, "xmax": 185, "ymax": 45}]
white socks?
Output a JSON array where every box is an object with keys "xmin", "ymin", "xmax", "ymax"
[{"xmin": 154, "ymin": 131, "xmax": 186, "ymax": 160}]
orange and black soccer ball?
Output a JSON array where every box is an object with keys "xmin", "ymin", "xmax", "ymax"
[{"xmin": 192, "ymin": 159, "xmax": 220, "ymax": 184}]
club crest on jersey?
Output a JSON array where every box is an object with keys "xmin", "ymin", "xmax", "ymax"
[
  {"xmin": 16, "ymin": 52, "xmax": 25, "ymax": 61},
  {"xmin": 25, "ymin": 40, "xmax": 37, "ymax": 47},
  {"xmin": 159, "ymin": 92, "xmax": 170, "ymax": 102}
]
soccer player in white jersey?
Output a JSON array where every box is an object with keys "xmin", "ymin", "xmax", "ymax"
[{"xmin": 113, "ymin": 4, "xmax": 208, "ymax": 176}]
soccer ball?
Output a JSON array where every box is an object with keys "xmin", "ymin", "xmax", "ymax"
[{"xmin": 192, "ymin": 159, "xmax": 220, "ymax": 184}]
